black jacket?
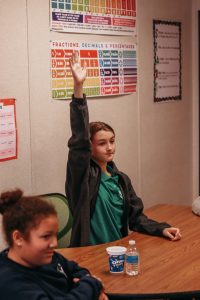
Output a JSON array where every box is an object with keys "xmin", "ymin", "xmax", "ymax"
[
  {"xmin": 66, "ymin": 96, "xmax": 170, "ymax": 247},
  {"xmin": 0, "ymin": 249, "xmax": 102, "ymax": 300}
]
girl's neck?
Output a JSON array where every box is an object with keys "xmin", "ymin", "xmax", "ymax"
[
  {"xmin": 7, "ymin": 248, "xmax": 29, "ymax": 268},
  {"xmin": 99, "ymin": 162, "xmax": 111, "ymax": 176}
]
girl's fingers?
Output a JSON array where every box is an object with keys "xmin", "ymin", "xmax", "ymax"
[
  {"xmin": 74, "ymin": 51, "xmax": 79, "ymax": 63},
  {"xmin": 83, "ymin": 60, "xmax": 87, "ymax": 69},
  {"xmin": 69, "ymin": 51, "xmax": 80, "ymax": 67},
  {"xmin": 71, "ymin": 51, "xmax": 76, "ymax": 65},
  {"xmin": 69, "ymin": 57, "xmax": 72, "ymax": 67}
]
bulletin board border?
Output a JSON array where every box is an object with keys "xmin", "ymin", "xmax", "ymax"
[{"xmin": 153, "ymin": 20, "xmax": 182, "ymax": 102}]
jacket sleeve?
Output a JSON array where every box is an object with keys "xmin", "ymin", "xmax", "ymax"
[
  {"xmin": 126, "ymin": 176, "xmax": 171, "ymax": 236},
  {"xmin": 1, "ymin": 276, "xmax": 102, "ymax": 300},
  {"xmin": 57, "ymin": 253, "xmax": 103, "ymax": 300},
  {"xmin": 0, "ymin": 254, "xmax": 103, "ymax": 300},
  {"xmin": 58, "ymin": 251, "xmax": 90, "ymax": 278},
  {"xmin": 65, "ymin": 95, "xmax": 91, "ymax": 214},
  {"xmin": 68, "ymin": 276, "xmax": 103, "ymax": 300}
]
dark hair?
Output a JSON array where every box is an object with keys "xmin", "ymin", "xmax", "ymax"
[
  {"xmin": 89, "ymin": 121, "xmax": 115, "ymax": 141},
  {"xmin": 0, "ymin": 189, "xmax": 57, "ymax": 247}
]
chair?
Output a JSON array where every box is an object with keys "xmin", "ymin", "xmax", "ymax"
[
  {"xmin": 0, "ymin": 215, "xmax": 8, "ymax": 251},
  {"xmin": 40, "ymin": 193, "xmax": 72, "ymax": 248}
]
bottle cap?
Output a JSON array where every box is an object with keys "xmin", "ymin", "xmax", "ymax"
[{"xmin": 129, "ymin": 240, "xmax": 135, "ymax": 245}]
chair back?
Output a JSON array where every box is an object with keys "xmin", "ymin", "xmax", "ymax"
[
  {"xmin": 0, "ymin": 215, "xmax": 7, "ymax": 251},
  {"xmin": 41, "ymin": 193, "xmax": 72, "ymax": 248}
]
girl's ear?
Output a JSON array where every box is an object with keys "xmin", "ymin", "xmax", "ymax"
[{"xmin": 12, "ymin": 230, "xmax": 23, "ymax": 247}]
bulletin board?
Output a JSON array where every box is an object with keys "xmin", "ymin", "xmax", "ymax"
[{"xmin": 153, "ymin": 20, "xmax": 182, "ymax": 102}]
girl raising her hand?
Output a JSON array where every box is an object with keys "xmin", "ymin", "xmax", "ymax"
[{"xmin": 66, "ymin": 51, "xmax": 181, "ymax": 247}]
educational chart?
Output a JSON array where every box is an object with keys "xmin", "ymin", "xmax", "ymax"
[
  {"xmin": 0, "ymin": 99, "xmax": 17, "ymax": 162},
  {"xmin": 50, "ymin": 0, "xmax": 136, "ymax": 36},
  {"xmin": 153, "ymin": 20, "xmax": 181, "ymax": 102},
  {"xmin": 51, "ymin": 41, "xmax": 137, "ymax": 99}
]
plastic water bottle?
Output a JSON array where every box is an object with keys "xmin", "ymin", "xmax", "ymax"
[{"xmin": 125, "ymin": 240, "xmax": 140, "ymax": 276}]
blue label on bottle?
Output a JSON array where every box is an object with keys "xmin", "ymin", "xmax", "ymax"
[{"xmin": 126, "ymin": 255, "xmax": 138, "ymax": 264}]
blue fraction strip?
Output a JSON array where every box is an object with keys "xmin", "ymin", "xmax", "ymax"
[{"xmin": 51, "ymin": 0, "xmax": 72, "ymax": 10}]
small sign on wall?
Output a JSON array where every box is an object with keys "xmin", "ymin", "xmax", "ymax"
[
  {"xmin": 0, "ymin": 98, "xmax": 17, "ymax": 162},
  {"xmin": 153, "ymin": 20, "xmax": 182, "ymax": 102}
]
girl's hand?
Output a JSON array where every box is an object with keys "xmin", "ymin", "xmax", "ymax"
[
  {"xmin": 69, "ymin": 51, "xmax": 87, "ymax": 86},
  {"xmin": 73, "ymin": 275, "xmax": 108, "ymax": 300},
  {"xmin": 91, "ymin": 275, "xmax": 108, "ymax": 299},
  {"xmin": 163, "ymin": 227, "xmax": 182, "ymax": 241},
  {"xmin": 98, "ymin": 291, "xmax": 109, "ymax": 300}
]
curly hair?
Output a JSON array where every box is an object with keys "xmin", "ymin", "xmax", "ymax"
[{"xmin": 0, "ymin": 189, "xmax": 57, "ymax": 247}]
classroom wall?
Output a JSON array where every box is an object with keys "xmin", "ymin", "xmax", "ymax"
[
  {"xmin": 0, "ymin": 0, "xmax": 32, "ymax": 192},
  {"xmin": 137, "ymin": 0, "xmax": 193, "ymax": 206},
  {"xmin": 192, "ymin": 0, "xmax": 200, "ymax": 201},
  {"xmin": 0, "ymin": 0, "xmax": 194, "ymax": 210}
]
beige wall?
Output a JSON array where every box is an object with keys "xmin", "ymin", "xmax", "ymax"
[
  {"xmin": 137, "ymin": 0, "xmax": 192, "ymax": 206},
  {"xmin": 0, "ymin": 0, "xmax": 32, "ymax": 192},
  {"xmin": 0, "ymin": 0, "xmax": 195, "ymax": 208},
  {"xmin": 192, "ymin": 0, "xmax": 200, "ymax": 200}
]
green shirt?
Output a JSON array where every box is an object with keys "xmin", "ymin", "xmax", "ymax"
[{"xmin": 90, "ymin": 168, "xmax": 124, "ymax": 245}]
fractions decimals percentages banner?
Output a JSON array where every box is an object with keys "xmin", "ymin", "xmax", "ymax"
[
  {"xmin": 50, "ymin": 0, "xmax": 136, "ymax": 36},
  {"xmin": 51, "ymin": 41, "xmax": 137, "ymax": 99}
]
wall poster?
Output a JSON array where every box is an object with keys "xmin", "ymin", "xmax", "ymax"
[
  {"xmin": 153, "ymin": 20, "xmax": 181, "ymax": 102},
  {"xmin": 50, "ymin": 0, "xmax": 136, "ymax": 36},
  {"xmin": 51, "ymin": 41, "xmax": 137, "ymax": 99},
  {"xmin": 0, "ymin": 98, "xmax": 17, "ymax": 162}
]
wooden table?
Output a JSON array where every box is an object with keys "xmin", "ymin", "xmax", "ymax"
[{"xmin": 57, "ymin": 204, "xmax": 200, "ymax": 299}]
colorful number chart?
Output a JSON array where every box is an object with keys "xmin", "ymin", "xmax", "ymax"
[
  {"xmin": 50, "ymin": 0, "xmax": 136, "ymax": 36},
  {"xmin": 51, "ymin": 41, "xmax": 137, "ymax": 99}
]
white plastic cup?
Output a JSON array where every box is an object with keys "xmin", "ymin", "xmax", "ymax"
[{"xmin": 106, "ymin": 246, "xmax": 127, "ymax": 273}]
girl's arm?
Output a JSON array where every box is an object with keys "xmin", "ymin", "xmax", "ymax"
[
  {"xmin": 126, "ymin": 176, "xmax": 177, "ymax": 238},
  {"xmin": 65, "ymin": 52, "xmax": 91, "ymax": 243},
  {"xmin": 58, "ymin": 254, "xmax": 106, "ymax": 300}
]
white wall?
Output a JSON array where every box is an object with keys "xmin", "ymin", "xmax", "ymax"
[
  {"xmin": 137, "ymin": 0, "xmax": 192, "ymax": 206},
  {"xmin": 0, "ymin": 0, "xmax": 32, "ymax": 192},
  {"xmin": 192, "ymin": 0, "xmax": 200, "ymax": 200},
  {"xmin": 0, "ymin": 0, "xmax": 194, "ymax": 211}
]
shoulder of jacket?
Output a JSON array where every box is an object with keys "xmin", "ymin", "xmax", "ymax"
[{"xmin": 110, "ymin": 162, "xmax": 130, "ymax": 180}]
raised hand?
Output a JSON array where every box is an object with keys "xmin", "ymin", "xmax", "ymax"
[{"xmin": 69, "ymin": 51, "xmax": 87, "ymax": 86}]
